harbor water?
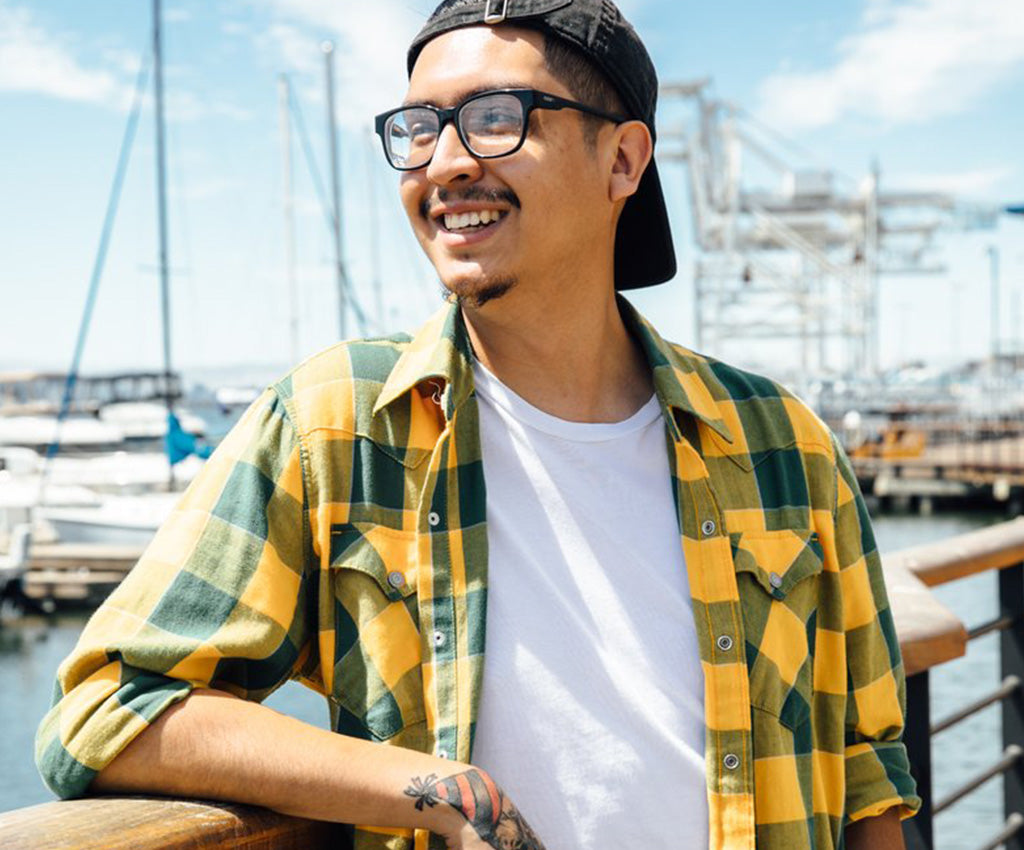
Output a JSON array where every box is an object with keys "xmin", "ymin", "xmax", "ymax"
[{"xmin": 0, "ymin": 510, "xmax": 1009, "ymax": 848}]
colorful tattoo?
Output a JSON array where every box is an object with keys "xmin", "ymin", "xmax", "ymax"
[{"xmin": 405, "ymin": 769, "xmax": 546, "ymax": 849}]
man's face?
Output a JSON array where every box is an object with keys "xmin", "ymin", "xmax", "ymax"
[{"xmin": 400, "ymin": 26, "xmax": 615, "ymax": 308}]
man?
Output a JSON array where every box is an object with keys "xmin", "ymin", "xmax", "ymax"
[{"xmin": 36, "ymin": 1, "xmax": 920, "ymax": 848}]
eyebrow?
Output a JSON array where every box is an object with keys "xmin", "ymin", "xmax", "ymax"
[{"xmin": 401, "ymin": 82, "xmax": 531, "ymax": 108}]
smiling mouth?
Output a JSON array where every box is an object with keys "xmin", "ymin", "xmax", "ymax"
[{"xmin": 438, "ymin": 209, "xmax": 508, "ymax": 234}]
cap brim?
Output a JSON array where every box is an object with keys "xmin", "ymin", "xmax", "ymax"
[{"xmin": 614, "ymin": 157, "xmax": 676, "ymax": 290}]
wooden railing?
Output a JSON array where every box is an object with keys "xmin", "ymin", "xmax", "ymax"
[
  {"xmin": 4, "ymin": 519, "xmax": 1024, "ymax": 849},
  {"xmin": 887, "ymin": 517, "xmax": 1024, "ymax": 850},
  {"xmin": 0, "ymin": 797, "xmax": 340, "ymax": 849}
]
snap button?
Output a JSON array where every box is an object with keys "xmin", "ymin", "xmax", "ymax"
[
  {"xmin": 723, "ymin": 753, "xmax": 740, "ymax": 770},
  {"xmin": 428, "ymin": 511, "xmax": 441, "ymax": 528},
  {"xmin": 769, "ymin": 571, "xmax": 783, "ymax": 589},
  {"xmin": 387, "ymin": 571, "xmax": 405, "ymax": 589},
  {"xmin": 433, "ymin": 630, "xmax": 446, "ymax": 648},
  {"xmin": 716, "ymin": 634, "xmax": 734, "ymax": 652},
  {"xmin": 700, "ymin": 519, "xmax": 716, "ymax": 537}
]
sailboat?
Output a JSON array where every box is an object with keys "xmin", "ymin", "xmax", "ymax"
[{"xmin": 26, "ymin": 0, "xmax": 208, "ymax": 549}]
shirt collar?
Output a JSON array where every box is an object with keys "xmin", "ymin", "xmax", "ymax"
[{"xmin": 373, "ymin": 296, "xmax": 733, "ymax": 445}]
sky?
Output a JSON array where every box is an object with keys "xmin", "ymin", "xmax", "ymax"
[{"xmin": 2, "ymin": 0, "xmax": 1023, "ymax": 384}]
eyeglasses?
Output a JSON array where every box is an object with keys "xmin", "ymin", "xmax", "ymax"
[{"xmin": 374, "ymin": 88, "xmax": 627, "ymax": 171}]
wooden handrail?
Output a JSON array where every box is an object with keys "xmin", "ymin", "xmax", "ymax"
[
  {"xmin": 881, "ymin": 560, "xmax": 968, "ymax": 677},
  {"xmin": 0, "ymin": 797, "xmax": 339, "ymax": 849},
  {"xmin": 885, "ymin": 516, "xmax": 1024, "ymax": 587},
  {"xmin": 8, "ymin": 519, "xmax": 1024, "ymax": 846}
]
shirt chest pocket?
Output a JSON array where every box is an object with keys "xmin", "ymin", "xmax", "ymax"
[
  {"xmin": 730, "ymin": 528, "xmax": 824, "ymax": 730},
  {"xmin": 328, "ymin": 523, "xmax": 427, "ymax": 742}
]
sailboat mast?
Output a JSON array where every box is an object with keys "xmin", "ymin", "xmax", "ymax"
[
  {"xmin": 152, "ymin": 0, "xmax": 174, "ymax": 488},
  {"xmin": 279, "ymin": 75, "xmax": 300, "ymax": 364},
  {"xmin": 322, "ymin": 41, "xmax": 348, "ymax": 340}
]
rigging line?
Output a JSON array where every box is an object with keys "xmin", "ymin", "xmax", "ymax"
[
  {"xmin": 285, "ymin": 78, "xmax": 370, "ymax": 335},
  {"xmin": 36, "ymin": 48, "xmax": 154, "ymax": 509}
]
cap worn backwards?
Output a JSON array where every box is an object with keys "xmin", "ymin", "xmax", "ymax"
[{"xmin": 407, "ymin": 0, "xmax": 676, "ymax": 291}]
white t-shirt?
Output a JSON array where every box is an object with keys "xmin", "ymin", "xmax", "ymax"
[{"xmin": 470, "ymin": 359, "xmax": 708, "ymax": 849}]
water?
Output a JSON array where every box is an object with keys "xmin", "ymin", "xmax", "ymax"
[{"xmin": 0, "ymin": 510, "xmax": 1009, "ymax": 846}]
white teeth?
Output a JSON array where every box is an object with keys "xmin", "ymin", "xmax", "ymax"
[{"xmin": 442, "ymin": 209, "xmax": 504, "ymax": 232}]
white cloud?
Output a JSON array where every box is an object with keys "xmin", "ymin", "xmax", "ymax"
[
  {"xmin": 757, "ymin": 0, "xmax": 1024, "ymax": 131},
  {"xmin": 164, "ymin": 7, "xmax": 193, "ymax": 23},
  {"xmin": 889, "ymin": 166, "xmax": 1014, "ymax": 198},
  {"xmin": 0, "ymin": 3, "xmax": 130, "ymax": 106}
]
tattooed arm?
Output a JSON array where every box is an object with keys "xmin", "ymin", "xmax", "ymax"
[
  {"xmin": 406, "ymin": 770, "xmax": 547, "ymax": 850},
  {"xmin": 92, "ymin": 688, "xmax": 543, "ymax": 847}
]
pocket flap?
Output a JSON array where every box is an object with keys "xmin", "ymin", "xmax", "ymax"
[
  {"xmin": 330, "ymin": 523, "xmax": 418, "ymax": 600},
  {"xmin": 730, "ymin": 529, "xmax": 823, "ymax": 599}
]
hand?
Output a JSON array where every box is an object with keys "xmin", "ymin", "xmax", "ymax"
[{"xmin": 404, "ymin": 768, "xmax": 548, "ymax": 850}]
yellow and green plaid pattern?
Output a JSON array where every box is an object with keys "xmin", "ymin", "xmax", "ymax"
[{"xmin": 36, "ymin": 297, "xmax": 919, "ymax": 850}]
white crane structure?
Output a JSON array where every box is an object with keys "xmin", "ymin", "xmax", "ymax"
[{"xmin": 659, "ymin": 79, "xmax": 997, "ymax": 383}]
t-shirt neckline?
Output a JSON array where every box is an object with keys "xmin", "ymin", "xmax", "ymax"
[{"xmin": 472, "ymin": 357, "xmax": 661, "ymax": 442}]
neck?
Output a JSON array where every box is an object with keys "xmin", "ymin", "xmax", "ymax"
[{"xmin": 459, "ymin": 278, "xmax": 654, "ymax": 423}]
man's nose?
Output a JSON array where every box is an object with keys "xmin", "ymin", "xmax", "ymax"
[{"xmin": 425, "ymin": 121, "xmax": 482, "ymax": 185}]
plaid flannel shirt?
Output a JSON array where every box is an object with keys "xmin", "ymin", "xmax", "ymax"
[{"xmin": 37, "ymin": 297, "xmax": 919, "ymax": 849}]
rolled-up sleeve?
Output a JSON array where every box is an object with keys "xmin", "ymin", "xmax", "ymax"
[
  {"xmin": 35, "ymin": 387, "xmax": 317, "ymax": 799},
  {"xmin": 831, "ymin": 436, "xmax": 922, "ymax": 823}
]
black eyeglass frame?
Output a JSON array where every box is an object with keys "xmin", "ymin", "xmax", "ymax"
[{"xmin": 374, "ymin": 88, "xmax": 629, "ymax": 171}]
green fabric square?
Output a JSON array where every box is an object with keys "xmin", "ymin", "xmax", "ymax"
[{"xmin": 148, "ymin": 570, "xmax": 239, "ymax": 642}]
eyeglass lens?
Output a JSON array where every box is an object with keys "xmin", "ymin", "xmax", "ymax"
[{"xmin": 385, "ymin": 93, "xmax": 526, "ymax": 169}]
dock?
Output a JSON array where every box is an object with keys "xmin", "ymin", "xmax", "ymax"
[
  {"xmin": 851, "ymin": 431, "xmax": 1024, "ymax": 512},
  {"xmin": 22, "ymin": 543, "xmax": 142, "ymax": 607}
]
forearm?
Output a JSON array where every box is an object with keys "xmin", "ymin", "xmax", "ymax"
[
  {"xmin": 90, "ymin": 688, "xmax": 464, "ymax": 834},
  {"xmin": 845, "ymin": 807, "xmax": 905, "ymax": 850}
]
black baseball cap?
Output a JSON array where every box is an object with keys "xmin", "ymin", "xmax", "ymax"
[{"xmin": 407, "ymin": 0, "xmax": 676, "ymax": 291}]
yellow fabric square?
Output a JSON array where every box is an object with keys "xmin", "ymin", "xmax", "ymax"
[
  {"xmin": 58, "ymin": 662, "xmax": 122, "ymax": 747},
  {"xmin": 812, "ymin": 750, "xmax": 845, "ymax": 816},
  {"xmin": 166, "ymin": 646, "xmax": 221, "ymax": 685},
  {"xmin": 238, "ymin": 542, "xmax": 303, "ymax": 629},
  {"xmin": 675, "ymin": 367, "xmax": 724, "ymax": 425},
  {"xmin": 738, "ymin": 532, "xmax": 808, "ymax": 580},
  {"xmin": 686, "ymin": 537, "xmax": 740, "ymax": 604},
  {"xmin": 142, "ymin": 508, "xmax": 208, "ymax": 571},
  {"xmin": 854, "ymin": 672, "xmax": 901, "ymax": 739},
  {"xmin": 276, "ymin": 442, "xmax": 304, "ymax": 502},
  {"xmin": 759, "ymin": 602, "xmax": 807, "ymax": 686},
  {"xmin": 723, "ymin": 509, "xmax": 768, "ymax": 534},
  {"xmin": 704, "ymin": 662, "xmax": 753, "ymax": 731},
  {"xmin": 782, "ymin": 397, "xmax": 831, "ymax": 452},
  {"xmin": 707, "ymin": 790, "xmax": 756, "ymax": 850},
  {"xmin": 813, "ymin": 628, "xmax": 846, "ymax": 695},
  {"xmin": 361, "ymin": 603, "xmax": 421, "ymax": 691},
  {"xmin": 754, "ymin": 756, "xmax": 806, "ymax": 823},
  {"xmin": 841, "ymin": 558, "xmax": 877, "ymax": 631}
]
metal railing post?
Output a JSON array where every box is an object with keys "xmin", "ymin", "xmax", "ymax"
[
  {"xmin": 1001, "ymin": 561, "xmax": 1024, "ymax": 850},
  {"xmin": 904, "ymin": 670, "xmax": 934, "ymax": 850}
]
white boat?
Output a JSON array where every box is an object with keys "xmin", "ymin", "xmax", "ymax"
[
  {"xmin": 0, "ymin": 415, "xmax": 125, "ymax": 450},
  {"xmin": 99, "ymin": 402, "xmax": 206, "ymax": 441},
  {"xmin": 38, "ymin": 492, "xmax": 181, "ymax": 547}
]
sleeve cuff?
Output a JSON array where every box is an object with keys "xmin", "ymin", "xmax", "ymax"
[{"xmin": 845, "ymin": 740, "xmax": 923, "ymax": 823}]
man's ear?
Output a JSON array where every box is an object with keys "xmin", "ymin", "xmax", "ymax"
[{"xmin": 608, "ymin": 120, "xmax": 652, "ymax": 203}]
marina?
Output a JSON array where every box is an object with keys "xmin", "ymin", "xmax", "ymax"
[{"xmin": 2, "ymin": 0, "xmax": 1023, "ymax": 847}]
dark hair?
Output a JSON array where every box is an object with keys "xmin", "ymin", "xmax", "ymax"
[{"xmin": 542, "ymin": 32, "xmax": 626, "ymax": 148}]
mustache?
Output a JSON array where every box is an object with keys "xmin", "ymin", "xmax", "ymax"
[{"xmin": 420, "ymin": 186, "xmax": 521, "ymax": 219}]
